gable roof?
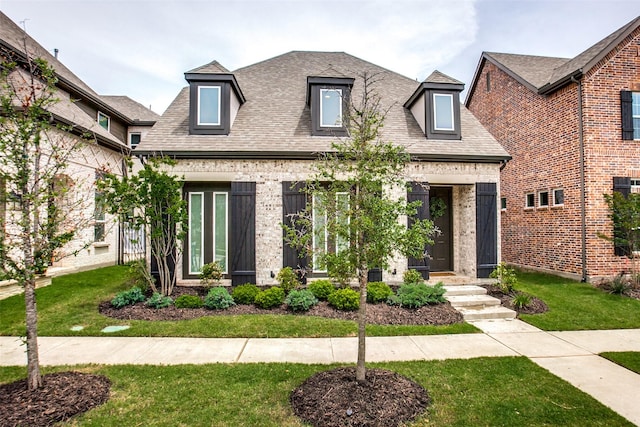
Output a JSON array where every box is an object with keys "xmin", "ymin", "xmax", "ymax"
[
  {"xmin": 186, "ymin": 60, "xmax": 230, "ymax": 74},
  {"xmin": 467, "ymin": 15, "xmax": 640, "ymax": 100},
  {"xmin": 424, "ymin": 70, "xmax": 464, "ymax": 85},
  {"xmin": 138, "ymin": 51, "xmax": 509, "ymax": 162}
]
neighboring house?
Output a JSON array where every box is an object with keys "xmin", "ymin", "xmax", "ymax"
[
  {"xmin": 0, "ymin": 12, "xmax": 158, "ymax": 272},
  {"xmin": 466, "ymin": 16, "xmax": 640, "ymax": 282},
  {"xmin": 136, "ymin": 51, "xmax": 510, "ymax": 286}
]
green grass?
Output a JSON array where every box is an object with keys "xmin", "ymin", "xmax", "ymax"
[
  {"xmin": 0, "ymin": 357, "xmax": 632, "ymax": 426},
  {"xmin": 514, "ymin": 271, "xmax": 640, "ymax": 330},
  {"xmin": 0, "ymin": 265, "xmax": 478, "ymax": 337},
  {"xmin": 600, "ymin": 352, "xmax": 640, "ymax": 374}
]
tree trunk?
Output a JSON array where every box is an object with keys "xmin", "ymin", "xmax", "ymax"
[
  {"xmin": 24, "ymin": 276, "xmax": 42, "ymax": 390},
  {"xmin": 356, "ymin": 267, "xmax": 368, "ymax": 383}
]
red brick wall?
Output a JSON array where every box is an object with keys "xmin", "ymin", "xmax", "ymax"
[{"xmin": 467, "ymin": 26, "xmax": 640, "ymax": 280}]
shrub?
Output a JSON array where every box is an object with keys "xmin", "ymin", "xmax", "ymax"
[
  {"xmin": 602, "ymin": 272, "xmax": 632, "ymax": 296},
  {"xmin": 145, "ymin": 292, "xmax": 173, "ymax": 308},
  {"xmin": 204, "ymin": 287, "xmax": 236, "ymax": 310},
  {"xmin": 200, "ymin": 261, "xmax": 224, "ymax": 288},
  {"xmin": 490, "ymin": 262, "xmax": 518, "ymax": 294},
  {"xmin": 328, "ymin": 287, "xmax": 360, "ymax": 311},
  {"xmin": 367, "ymin": 281, "xmax": 393, "ymax": 304},
  {"xmin": 232, "ymin": 283, "xmax": 260, "ymax": 305},
  {"xmin": 254, "ymin": 286, "xmax": 286, "ymax": 309},
  {"xmin": 388, "ymin": 282, "xmax": 446, "ymax": 308},
  {"xmin": 127, "ymin": 259, "xmax": 154, "ymax": 293},
  {"xmin": 511, "ymin": 293, "xmax": 533, "ymax": 310},
  {"xmin": 308, "ymin": 279, "xmax": 336, "ymax": 300},
  {"xmin": 402, "ymin": 269, "xmax": 424, "ymax": 285},
  {"xmin": 276, "ymin": 267, "xmax": 301, "ymax": 294},
  {"xmin": 285, "ymin": 289, "xmax": 319, "ymax": 312},
  {"xmin": 111, "ymin": 287, "xmax": 146, "ymax": 308},
  {"xmin": 174, "ymin": 294, "xmax": 204, "ymax": 309}
]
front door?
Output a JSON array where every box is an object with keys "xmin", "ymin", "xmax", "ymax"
[{"xmin": 430, "ymin": 187, "xmax": 452, "ymax": 271}]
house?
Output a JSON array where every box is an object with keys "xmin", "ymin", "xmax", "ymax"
[
  {"xmin": 0, "ymin": 11, "xmax": 159, "ymax": 273},
  {"xmin": 466, "ymin": 16, "xmax": 640, "ymax": 282},
  {"xmin": 136, "ymin": 51, "xmax": 510, "ymax": 286}
]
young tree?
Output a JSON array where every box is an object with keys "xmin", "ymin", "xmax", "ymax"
[
  {"xmin": 0, "ymin": 52, "xmax": 95, "ymax": 389},
  {"xmin": 98, "ymin": 157, "xmax": 188, "ymax": 296},
  {"xmin": 284, "ymin": 73, "xmax": 435, "ymax": 382},
  {"xmin": 602, "ymin": 191, "xmax": 640, "ymax": 284}
]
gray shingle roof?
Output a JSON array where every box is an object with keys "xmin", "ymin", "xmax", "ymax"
[
  {"xmin": 101, "ymin": 95, "xmax": 160, "ymax": 123},
  {"xmin": 424, "ymin": 70, "xmax": 464, "ymax": 85},
  {"xmin": 186, "ymin": 60, "xmax": 230, "ymax": 74},
  {"xmin": 474, "ymin": 16, "xmax": 640, "ymax": 95},
  {"xmin": 139, "ymin": 51, "xmax": 509, "ymax": 161}
]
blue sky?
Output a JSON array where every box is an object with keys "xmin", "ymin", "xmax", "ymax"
[{"xmin": 1, "ymin": 0, "xmax": 638, "ymax": 114}]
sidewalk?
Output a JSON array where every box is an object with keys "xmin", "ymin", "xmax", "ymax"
[{"xmin": 2, "ymin": 320, "xmax": 640, "ymax": 425}]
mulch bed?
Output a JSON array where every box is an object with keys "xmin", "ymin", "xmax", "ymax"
[
  {"xmin": 290, "ymin": 366, "xmax": 430, "ymax": 427},
  {"xmin": 98, "ymin": 286, "xmax": 464, "ymax": 326},
  {"xmin": 0, "ymin": 371, "xmax": 110, "ymax": 427},
  {"xmin": 482, "ymin": 285, "xmax": 549, "ymax": 315}
]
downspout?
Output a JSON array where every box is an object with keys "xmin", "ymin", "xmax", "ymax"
[{"xmin": 571, "ymin": 75, "xmax": 588, "ymax": 282}]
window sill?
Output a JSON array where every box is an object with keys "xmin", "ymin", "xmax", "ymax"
[{"xmin": 93, "ymin": 242, "xmax": 110, "ymax": 248}]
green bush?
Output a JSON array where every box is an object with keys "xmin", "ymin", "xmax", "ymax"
[
  {"xmin": 328, "ymin": 287, "xmax": 360, "ymax": 311},
  {"xmin": 367, "ymin": 281, "xmax": 393, "ymax": 304},
  {"xmin": 204, "ymin": 287, "xmax": 236, "ymax": 310},
  {"xmin": 276, "ymin": 267, "xmax": 301, "ymax": 294},
  {"xmin": 254, "ymin": 287, "xmax": 286, "ymax": 309},
  {"xmin": 200, "ymin": 261, "xmax": 224, "ymax": 288},
  {"xmin": 490, "ymin": 262, "xmax": 518, "ymax": 294},
  {"xmin": 231, "ymin": 283, "xmax": 260, "ymax": 304},
  {"xmin": 145, "ymin": 292, "xmax": 173, "ymax": 309},
  {"xmin": 511, "ymin": 293, "xmax": 533, "ymax": 310},
  {"xmin": 127, "ymin": 259, "xmax": 154, "ymax": 293},
  {"xmin": 402, "ymin": 269, "xmax": 424, "ymax": 285},
  {"xmin": 388, "ymin": 282, "xmax": 446, "ymax": 308},
  {"xmin": 285, "ymin": 289, "xmax": 319, "ymax": 312},
  {"xmin": 174, "ymin": 294, "xmax": 204, "ymax": 309},
  {"xmin": 308, "ymin": 279, "xmax": 336, "ymax": 300},
  {"xmin": 111, "ymin": 287, "xmax": 146, "ymax": 308}
]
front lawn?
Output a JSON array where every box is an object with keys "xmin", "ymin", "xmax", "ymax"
[
  {"xmin": 0, "ymin": 357, "xmax": 632, "ymax": 426},
  {"xmin": 515, "ymin": 271, "xmax": 640, "ymax": 330},
  {"xmin": 0, "ymin": 266, "xmax": 477, "ymax": 337},
  {"xmin": 600, "ymin": 352, "xmax": 640, "ymax": 374}
]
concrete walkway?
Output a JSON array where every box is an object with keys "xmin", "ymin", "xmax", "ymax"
[{"xmin": 2, "ymin": 320, "xmax": 640, "ymax": 425}]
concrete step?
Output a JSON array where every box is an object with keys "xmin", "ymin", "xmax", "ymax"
[
  {"xmin": 457, "ymin": 306, "xmax": 517, "ymax": 321},
  {"xmin": 446, "ymin": 294, "xmax": 501, "ymax": 308},
  {"xmin": 443, "ymin": 285, "xmax": 487, "ymax": 296}
]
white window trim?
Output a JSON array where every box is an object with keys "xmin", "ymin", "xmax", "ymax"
[
  {"xmin": 188, "ymin": 192, "xmax": 205, "ymax": 275},
  {"xmin": 500, "ymin": 197, "xmax": 507, "ymax": 212},
  {"xmin": 197, "ymin": 85, "xmax": 221, "ymax": 126},
  {"xmin": 631, "ymin": 179, "xmax": 640, "ymax": 193},
  {"xmin": 552, "ymin": 188, "xmax": 564, "ymax": 206},
  {"xmin": 320, "ymin": 88, "xmax": 343, "ymax": 128},
  {"xmin": 212, "ymin": 191, "xmax": 229, "ymax": 274},
  {"xmin": 97, "ymin": 111, "xmax": 110, "ymax": 132},
  {"xmin": 538, "ymin": 190, "xmax": 550, "ymax": 208},
  {"xmin": 129, "ymin": 132, "xmax": 141, "ymax": 148},
  {"xmin": 525, "ymin": 193, "xmax": 535, "ymax": 209},
  {"xmin": 633, "ymin": 92, "xmax": 640, "ymax": 140},
  {"xmin": 433, "ymin": 93, "xmax": 455, "ymax": 131}
]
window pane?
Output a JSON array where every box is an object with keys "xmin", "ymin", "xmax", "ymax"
[
  {"xmin": 98, "ymin": 112, "xmax": 109, "ymax": 130},
  {"xmin": 313, "ymin": 196, "xmax": 327, "ymax": 271},
  {"xmin": 539, "ymin": 191, "xmax": 549, "ymax": 207},
  {"xmin": 634, "ymin": 118, "xmax": 640, "ymax": 140},
  {"xmin": 336, "ymin": 192, "xmax": 350, "ymax": 253},
  {"xmin": 198, "ymin": 86, "xmax": 220, "ymax": 125},
  {"xmin": 320, "ymin": 89, "xmax": 342, "ymax": 127},
  {"xmin": 434, "ymin": 94, "xmax": 454, "ymax": 130},
  {"xmin": 526, "ymin": 193, "xmax": 534, "ymax": 208},
  {"xmin": 189, "ymin": 193, "xmax": 204, "ymax": 274},
  {"xmin": 632, "ymin": 93, "xmax": 640, "ymax": 115},
  {"xmin": 130, "ymin": 133, "xmax": 141, "ymax": 148},
  {"xmin": 214, "ymin": 193, "xmax": 227, "ymax": 272},
  {"xmin": 553, "ymin": 189, "xmax": 564, "ymax": 205}
]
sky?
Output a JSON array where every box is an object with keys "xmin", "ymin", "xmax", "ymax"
[{"xmin": 1, "ymin": 0, "xmax": 638, "ymax": 115}]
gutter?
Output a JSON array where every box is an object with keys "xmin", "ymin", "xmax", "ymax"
[{"xmin": 571, "ymin": 74, "xmax": 588, "ymax": 282}]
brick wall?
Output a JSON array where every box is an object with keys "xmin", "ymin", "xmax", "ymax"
[{"xmin": 467, "ymin": 26, "xmax": 640, "ymax": 281}]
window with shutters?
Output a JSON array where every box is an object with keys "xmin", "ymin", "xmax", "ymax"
[
  {"xmin": 621, "ymin": 90, "xmax": 640, "ymax": 140},
  {"xmin": 312, "ymin": 192, "xmax": 350, "ymax": 272}
]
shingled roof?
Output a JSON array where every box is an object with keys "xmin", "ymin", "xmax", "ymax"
[
  {"xmin": 138, "ymin": 51, "xmax": 509, "ymax": 162},
  {"xmin": 101, "ymin": 96, "xmax": 160, "ymax": 123},
  {"xmin": 468, "ymin": 15, "xmax": 640, "ymax": 98}
]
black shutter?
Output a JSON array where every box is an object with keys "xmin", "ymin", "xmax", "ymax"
[
  {"xmin": 621, "ymin": 90, "xmax": 634, "ymax": 141},
  {"xmin": 282, "ymin": 182, "xmax": 308, "ymax": 273},
  {"xmin": 613, "ymin": 177, "xmax": 631, "ymax": 256},
  {"xmin": 476, "ymin": 182, "xmax": 498, "ymax": 278},
  {"xmin": 407, "ymin": 182, "xmax": 430, "ymax": 280},
  {"xmin": 230, "ymin": 182, "xmax": 256, "ymax": 285}
]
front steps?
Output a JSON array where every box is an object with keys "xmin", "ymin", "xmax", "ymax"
[{"xmin": 442, "ymin": 281, "xmax": 517, "ymax": 321}]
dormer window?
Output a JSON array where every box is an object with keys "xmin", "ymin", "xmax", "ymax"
[
  {"xmin": 307, "ymin": 76, "xmax": 354, "ymax": 136},
  {"xmin": 405, "ymin": 71, "xmax": 464, "ymax": 140},
  {"xmin": 185, "ymin": 68, "xmax": 245, "ymax": 136},
  {"xmin": 97, "ymin": 111, "xmax": 110, "ymax": 131}
]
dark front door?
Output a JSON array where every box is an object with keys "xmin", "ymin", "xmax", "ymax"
[{"xmin": 430, "ymin": 187, "xmax": 452, "ymax": 271}]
